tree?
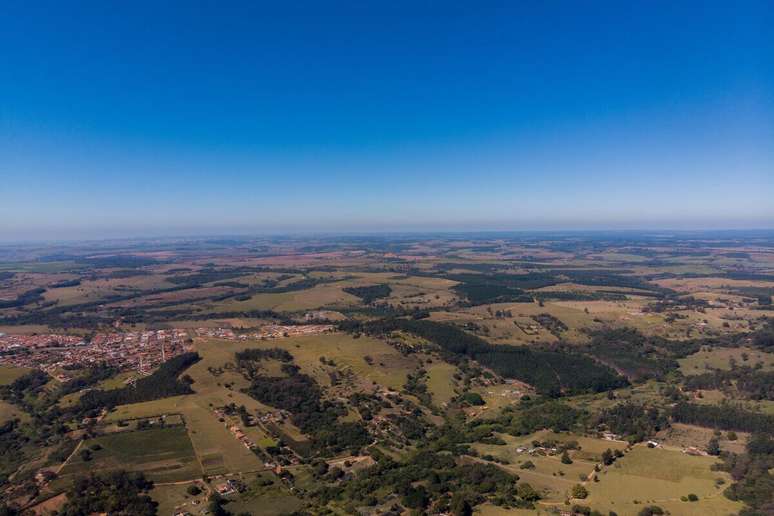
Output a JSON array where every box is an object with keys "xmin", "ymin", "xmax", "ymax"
[
  {"xmin": 707, "ymin": 437, "xmax": 721, "ymax": 456},
  {"xmin": 450, "ymin": 493, "xmax": 473, "ymax": 516},
  {"xmin": 601, "ymin": 448, "xmax": 614, "ymax": 465},
  {"xmin": 187, "ymin": 485, "xmax": 201, "ymax": 496},
  {"xmin": 402, "ymin": 486, "xmax": 429, "ymax": 509},
  {"xmin": 561, "ymin": 450, "xmax": 573, "ymax": 464},
  {"xmin": 571, "ymin": 484, "xmax": 589, "ymax": 499},
  {"xmin": 517, "ymin": 483, "xmax": 540, "ymax": 502},
  {"xmin": 58, "ymin": 471, "xmax": 156, "ymax": 516}
]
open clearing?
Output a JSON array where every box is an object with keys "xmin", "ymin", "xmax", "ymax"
[
  {"xmin": 585, "ymin": 446, "xmax": 742, "ymax": 516},
  {"xmin": 0, "ymin": 365, "xmax": 32, "ymax": 385},
  {"xmin": 231, "ymin": 332, "xmax": 418, "ymax": 391},
  {"xmin": 58, "ymin": 425, "xmax": 202, "ymax": 483},
  {"xmin": 0, "ymin": 399, "xmax": 29, "ymax": 424},
  {"xmin": 679, "ymin": 346, "xmax": 774, "ymax": 373},
  {"xmin": 425, "ymin": 361, "xmax": 458, "ymax": 406},
  {"xmin": 473, "ymin": 431, "xmax": 627, "ymax": 502}
]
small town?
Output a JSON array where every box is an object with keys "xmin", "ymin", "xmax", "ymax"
[
  {"xmin": 0, "ymin": 329, "xmax": 192, "ymax": 380},
  {"xmin": 0, "ymin": 324, "xmax": 333, "ymax": 380}
]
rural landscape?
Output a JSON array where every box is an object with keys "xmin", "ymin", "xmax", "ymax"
[
  {"xmin": 3, "ymin": 2, "xmax": 771, "ymax": 515},
  {"xmin": 0, "ymin": 232, "xmax": 773, "ymax": 515}
]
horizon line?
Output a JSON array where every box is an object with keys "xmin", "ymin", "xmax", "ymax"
[{"xmin": 3, "ymin": 227, "xmax": 774, "ymax": 246}]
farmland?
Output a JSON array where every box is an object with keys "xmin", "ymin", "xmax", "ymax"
[
  {"xmin": 1, "ymin": 232, "xmax": 773, "ymax": 515},
  {"xmin": 584, "ymin": 446, "xmax": 743, "ymax": 516},
  {"xmin": 58, "ymin": 425, "xmax": 202, "ymax": 483}
]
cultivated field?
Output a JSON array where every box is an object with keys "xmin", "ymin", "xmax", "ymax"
[{"xmin": 58, "ymin": 425, "xmax": 202, "ymax": 483}]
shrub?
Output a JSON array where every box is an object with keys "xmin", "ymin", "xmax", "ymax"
[{"xmin": 571, "ymin": 484, "xmax": 589, "ymax": 499}]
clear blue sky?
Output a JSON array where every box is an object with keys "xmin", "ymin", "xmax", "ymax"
[{"xmin": 1, "ymin": 1, "xmax": 772, "ymax": 240}]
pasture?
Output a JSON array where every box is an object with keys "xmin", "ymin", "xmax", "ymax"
[
  {"xmin": 584, "ymin": 446, "xmax": 742, "ymax": 516},
  {"xmin": 58, "ymin": 425, "xmax": 202, "ymax": 483},
  {"xmin": 472, "ymin": 431, "xmax": 626, "ymax": 502},
  {"xmin": 220, "ymin": 471, "xmax": 305, "ymax": 515},
  {"xmin": 679, "ymin": 346, "xmax": 774, "ymax": 373},
  {"xmin": 659, "ymin": 423, "xmax": 748, "ymax": 455},
  {"xmin": 0, "ymin": 365, "xmax": 32, "ymax": 385},
  {"xmin": 467, "ymin": 383, "xmax": 527, "ymax": 419},
  {"xmin": 425, "ymin": 361, "xmax": 458, "ymax": 406},
  {"xmin": 222, "ymin": 332, "xmax": 418, "ymax": 391},
  {"xmin": 151, "ymin": 483, "xmax": 207, "ymax": 516}
]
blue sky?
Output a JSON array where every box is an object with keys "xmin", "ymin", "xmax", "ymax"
[{"xmin": 1, "ymin": 1, "xmax": 772, "ymax": 240}]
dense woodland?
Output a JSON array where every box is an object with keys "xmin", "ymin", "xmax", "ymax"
[
  {"xmin": 342, "ymin": 284, "xmax": 392, "ymax": 304},
  {"xmin": 671, "ymin": 402, "xmax": 774, "ymax": 434},
  {"xmin": 58, "ymin": 471, "xmax": 157, "ymax": 516}
]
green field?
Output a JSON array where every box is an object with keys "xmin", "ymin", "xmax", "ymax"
[
  {"xmin": 59, "ymin": 425, "xmax": 202, "ymax": 483},
  {"xmin": 584, "ymin": 446, "xmax": 743, "ymax": 515}
]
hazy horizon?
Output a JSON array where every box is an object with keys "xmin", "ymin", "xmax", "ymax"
[
  {"xmin": 2, "ymin": 2, "xmax": 772, "ymax": 240},
  {"xmin": 3, "ymin": 226, "xmax": 774, "ymax": 246}
]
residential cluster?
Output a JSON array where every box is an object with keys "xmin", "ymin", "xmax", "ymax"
[
  {"xmin": 195, "ymin": 324, "xmax": 333, "ymax": 340},
  {"xmin": 0, "ymin": 329, "xmax": 192, "ymax": 379}
]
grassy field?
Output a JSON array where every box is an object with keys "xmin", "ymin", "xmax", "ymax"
[
  {"xmin": 58, "ymin": 425, "xmax": 202, "ymax": 483},
  {"xmin": 472, "ymin": 431, "xmax": 627, "ymax": 502},
  {"xmin": 0, "ymin": 364, "xmax": 32, "ymax": 385},
  {"xmin": 430, "ymin": 299, "xmax": 612, "ymax": 345},
  {"xmin": 0, "ymin": 399, "xmax": 29, "ymax": 424},
  {"xmin": 220, "ymin": 471, "xmax": 305, "ymax": 515},
  {"xmin": 679, "ymin": 346, "xmax": 774, "ymax": 373},
  {"xmin": 425, "ymin": 361, "xmax": 458, "ymax": 407},
  {"xmin": 42, "ymin": 274, "xmax": 176, "ymax": 307},
  {"xmin": 659, "ymin": 423, "xmax": 748, "ymax": 455},
  {"xmin": 566, "ymin": 381, "xmax": 665, "ymax": 414},
  {"xmin": 104, "ymin": 398, "xmax": 268, "ymax": 476},
  {"xmin": 58, "ymin": 371, "xmax": 136, "ymax": 408},
  {"xmin": 210, "ymin": 271, "xmax": 460, "ymax": 313},
  {"xmin": 467, "ymin": 384, "xmax": 527, "ymax": 419},
  {"xmin": 584, "ymin": 445, "xmax": 742, "ymax": 516},
  {"xmin": 151, "ymin": 483, "xmax": 208, "ymax": 516},
  {"xmin": 213, "ymin": 283, "xmax": 359, "ymax": 312},
  {"xmin": 474, "ymin": 436, "xmax": 742, "ymax": 514},
  {"xmin": 224, "ymin": 332, "xmax": 418, "ymax": 391}
]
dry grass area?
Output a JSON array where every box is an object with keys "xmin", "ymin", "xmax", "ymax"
[
  {"xmin": 659, "ymin": 423, "xmax": 748, "ymax": 455},
  {"xmin": 425, "ymin": 361, "xmax": 458, "ymax": 406},
  {"xmin": 0, "ymin": 364, "xmax": 32, "ymax": 385},
  {"xmin": 585, "ymin": 446, "xmax": 742, "ymax": 516},
  {"xmin": 679, "ymin": 346, "xmax": 774, "ymax": 373}
]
